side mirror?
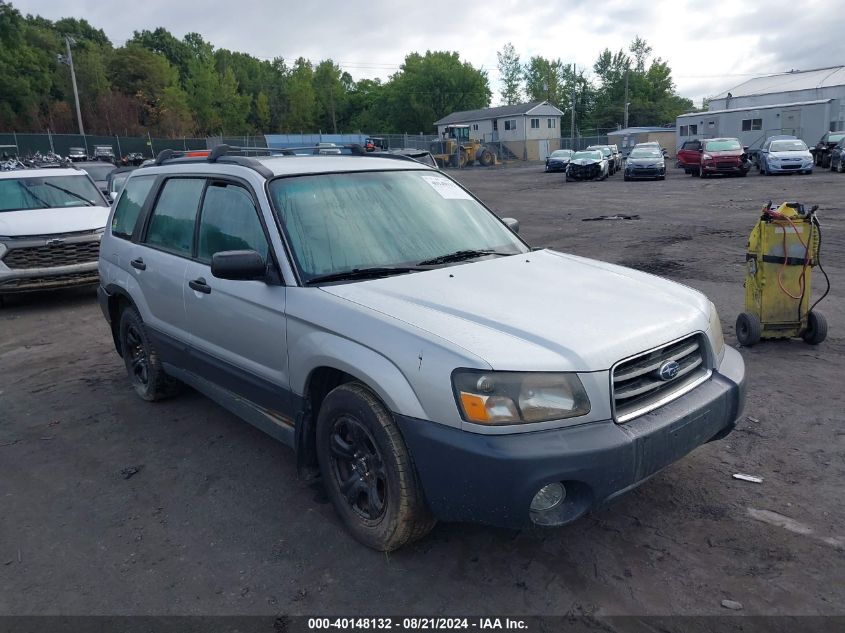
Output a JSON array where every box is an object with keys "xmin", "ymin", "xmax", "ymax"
[
  {"xmin": 697, "ymin": 148, "xmax": 704, "ymax": 153},
  {"xmin": 109, "ymin": 191, "xmax": 117, "ymax": 202},
  {"xmin": 211, "ymin": 250, "xmax": 267, "ymax": 281},
  {"xmin": 502, "ymin": 217, "xmax": 519, "ymax": 233},
  {"xmin": 743, "ymin": 146, "xmax": 749, "ymax": 153}
]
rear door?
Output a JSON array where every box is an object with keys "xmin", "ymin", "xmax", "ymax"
[
  {"xmin": 182, "ymin": 179, "xmax": 290, "ymax": 418},
  {"xmin": 134, "ymin": 177, "xmax": 206, "ymax": 362}
]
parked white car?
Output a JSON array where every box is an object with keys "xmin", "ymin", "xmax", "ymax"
[{"xmin": 0, "ymin": 167, "xmax": 109, "ymax": 298}]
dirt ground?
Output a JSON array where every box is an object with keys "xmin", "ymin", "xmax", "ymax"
[{"xmin": 1, "ymin": 164, "xmax": 843, "ymax": 617}]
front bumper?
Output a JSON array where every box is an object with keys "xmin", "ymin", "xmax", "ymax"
[
  {"xmin": 766, "ymin": 161, "xmax": 813, "ymax": 173},
  {"xmin": 0, "ymin": 233, "xmax": 101, "ymax": 294},
  {"xmin": 626, "ymin": 167, "xmax": 666, "ymax": 179},
  {"xmin": 396, "ymin": 347, "xmax": 745, "ymax": 529},
  {"xmin": 545, "ymin": 161, "xmax": 567, "ymax": 172},
  {"xmin": 701, "ymin": 161, "xmax": 750, "ymax": 175},
  {"xmin": 567, "ymin": 165, "xmax": 602, "ymax": 180}
]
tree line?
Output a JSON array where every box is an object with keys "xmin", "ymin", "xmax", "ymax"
[{"xmin": 0, "ymin": 1, "xmax": 692, "ymax": 138}]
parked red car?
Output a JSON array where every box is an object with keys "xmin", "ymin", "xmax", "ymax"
[
  {"xmin": 676, "ymin": 139, "xmax": 702, "ymax": 174},
  {"xmin": 679, "ymin": 138, "xmax": 750, "ymax": 177}
]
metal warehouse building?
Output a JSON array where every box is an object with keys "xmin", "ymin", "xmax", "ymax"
[{"xmin": 676, "ymin": 66, "xmax": 845, "ymax": 150}]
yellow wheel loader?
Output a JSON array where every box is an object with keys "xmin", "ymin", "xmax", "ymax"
[{"xmin": 430, "ymin": 125, "xmax": 496, "ymax": 168}]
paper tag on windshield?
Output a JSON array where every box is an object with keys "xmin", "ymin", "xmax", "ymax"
[{"xmin": 421, "ymin": 175, "xmax": 473, "ymax": 200}]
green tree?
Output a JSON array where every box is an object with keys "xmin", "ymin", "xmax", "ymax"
[
  {"xmin": 254, "ymin": 91, "xmax": 270, "ymax": 131},
  {"xmin": 313, "ymin": 60, "xmax": 346, "ymax": 133},
  {"xmin": 523, "ymin": 56, "xmax": 565, "ymax": 106},
  {"xmin": 385, "ymin": 51, "xmax": 490, "ymax": 133},
  {"xmin": 496, "ymin": 42, "xmax": 522, "ymax": 105},
  {"xmin": 284, "ymin": 57, "xmax": 315, "ymax": 132}
]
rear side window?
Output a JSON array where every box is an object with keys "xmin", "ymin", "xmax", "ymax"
[
  {"xmin": 197, "ymin": 182, "xmax": 269, "ymax": 263},
  {"xmin": 144, "ymin": 178, "xmax": 204, "ymax": 256},
  {"xmin": 111, "ymin": 175, "xmax": 155, "ymax": 239}
]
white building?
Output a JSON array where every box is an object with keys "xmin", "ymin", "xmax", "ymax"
[
  {"xmin": 434, "ymin": 101, "xmax": 564, "ymax": 160},
  {"xmin": 676, "ymin": 66, "xmax": 845, "ymax": 150}
]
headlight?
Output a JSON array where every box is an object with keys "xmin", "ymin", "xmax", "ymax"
[
  {"xmin": 0, "ymin": 241, "xmax": 7, "ymax": 258},
  {"xmin": 709, "ymin": 302, "xmax": 725, "ymax": 363},
  {"xmin": 452, "ymin": 370, "xmax": 591, "ymax": 425},
  {"xmin": 702, "ymin": 153, "xmax": 713, "ymax": 161}
]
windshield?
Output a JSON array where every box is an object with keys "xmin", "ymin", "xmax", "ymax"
[
  {"xmin": 572, "ymin": 151, "xmax": 602, "ymax": 161},
  {"xmin": 80, "ymin": 164, "xmax": 115, "ymax": 180},
  {"xmin": 629, "ymin": 149, "xmax": 663, "ymax": 159},
  {"xmin": 550, "ymin": 150, "xmax": 572, "ymax": 158},
  {"xmin": 828, "ymin": 133, "xmax": 845, "ymax": 143},
  {"xmin": 0, "ymin": 175, "xmax": 106, "ymax": 212},
  {"xmin": 770, "ymin": 140, "xmax": 808, "ymax": 152},
  {"xmin": 704, "ymin": 139, "xmax": 742, "ymax": 152},
  {"xmin": 268, "ymin": 171, "xmax": 526, "ymax": 282},
  {"xmin": 587, "ymin": 146, "xmax": 611, "ymax": 157}
]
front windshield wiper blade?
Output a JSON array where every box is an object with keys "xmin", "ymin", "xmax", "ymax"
[
  {"xmin": 16, "ymin": 181, "xmax": 50, "ymax": 209},
  {"xmin": 305, "ymin": 266, "xmax": 431, "ymax": 285},
  {"xmin": 417, "ymin": 249, "xmax": 514, "ymax": 266},
  {"xmin": 42, "ymin": 182, "xmax": 95, "ymax": 206}
]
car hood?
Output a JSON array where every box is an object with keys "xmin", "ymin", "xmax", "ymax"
[
  {"xmin": 0, "ymin": 205, "xmax": 110, "ymax": 237},
  {"xmin": 770, "ymin": 150, "xmax": 812, "ymax": 159},
  {"xmin": 321, "ymin": 249, "xmax": 711, "ymax": 371},
  {"xmin": 628, "ymin": 158, "xmax": 665, "ymax": 165},
  {"xmin": 704, "ymin": 149, "xmax": 743, "ymax": 157},
  {"xmin": 570, "ymin": 158, "xmax": 601, "ymax": 166}
]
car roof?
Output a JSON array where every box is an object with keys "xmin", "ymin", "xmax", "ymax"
[
  {"xmin": 0, "ymin": 167, "xmax": 85, "ymax": 179},
  {"xmin": 145, "ymin": 154, "xmax": 436, "ymax": 179}
]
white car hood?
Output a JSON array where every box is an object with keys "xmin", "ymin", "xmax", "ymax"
[
  {"xmin": 322, "ymin": 249, "xmax": 711, "ymax": 371},
  {"xmin": 0, "ymin": 205, "xmax": 110, "ymax": 237}
]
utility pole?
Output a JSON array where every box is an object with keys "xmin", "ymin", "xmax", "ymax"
[
  {"xmin": 63, "ymin": 36, "xmax": 85, "ymax": 136},
  {"xmin": 623, "ymin": 68, "xmax": 630, "ymax": 129},
  {"xmin": 570, "ymin": 64, "xmax": 576, "ymax": 144}
]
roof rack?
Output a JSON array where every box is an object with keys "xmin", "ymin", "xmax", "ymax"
[
  {"xmin": 152, "ymin": 145, "xmax": 274, "ymax": 178},
  {"xmin": 271, "ymin": 144, "xmax": 367, "ymax": 156}
]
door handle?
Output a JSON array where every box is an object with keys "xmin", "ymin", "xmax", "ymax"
[
  {"xmin": 188, "ymin": 277, "xmax": 211, "ymax": 294},
  {"xmin": 130, "ymin": 258, "xmax": 146, "ymax": 270}
]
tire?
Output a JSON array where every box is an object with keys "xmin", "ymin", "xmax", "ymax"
[
  {"xmin": 739, "ymin": 170, "xmax": 748, "ymax": 177},
  {"xmin": 623, "ymin": 175, "xmax": 630, "ymax": 181},
  {"xmin": 822, "ymin": 155, "xmax": 831, "ymax": 169},
  {"xmin": 658, "ymin": 175, "xmax": 666, "ymax": 180},
  {"xmin": 736, "ymin": 312, "xmax": 762, "ymax": 346},
  {"xmin": 316, "ymin": 382, "xmax": 435, "ymax": 551},
  {"xmin": 837, "ymin": 160, "xmax": 844, "ymax": 173},
  {"xmin": 802, "ymin": 311, "xmax": 828, "ymax": 345},
  {"xmin": 478, "ymin": 149, "xmax": 494, "ymax": 167},
  {"xmin": 118, "ymin": 306, "xmax": 182, "ymax": 401}
]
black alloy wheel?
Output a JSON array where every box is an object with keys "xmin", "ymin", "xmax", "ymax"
[{"xmin": 328, "ymin": 415, "xmax": 388, "ymax": 521}]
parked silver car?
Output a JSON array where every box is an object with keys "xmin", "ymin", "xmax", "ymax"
[
  {"xmin": 0, "ymin": 167, "xmax": 109, "ymax": 298},
  {"xmin": 97, "ymin": 147, "xmax": 746, "ymax": 550}
]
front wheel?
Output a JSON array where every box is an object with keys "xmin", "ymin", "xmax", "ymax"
[
  {"xmin": 316, "ymin": 382, "xmax": 435, "ymax": 551},
  {"xmin": 736, "ymin": 312, "xmax": 762, "ymax": 346}
]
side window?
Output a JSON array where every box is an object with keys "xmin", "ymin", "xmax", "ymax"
[
  {"xmin": 197, "ymin": 182, "xmax": 269, "ymax": 263},
  {"xmin": 111, "ymin": 175, "xmax": 156, "ymax": 240},
  {"xmin": 144, "ymin": 178, "xmax": 205, "ymax": 256}
]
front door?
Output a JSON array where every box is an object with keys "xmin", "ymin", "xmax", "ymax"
[
  {"xmin": 539, "ymin": 139, "xmax": 550, "ymax": 160},
  {"xmin": 782, "ymin": 109, "xmax": 801, "ymax": 136},
  {"xmin": 182, "ymin": 179, "xmax": 290, "ymax": 419}
]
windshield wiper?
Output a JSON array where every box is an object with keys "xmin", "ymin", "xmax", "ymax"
[
  {"xmin": 417, "ymin": 249, "xmax": 514, "ymax": 266},
  {"xmin": 305, "ymin": 266, "xmax": 431, "ymax": 285},
  {"xmin": 15, "ymin": 181, "xmax": 49, "ymax": 209},
  {"xmin": 42, "ymin": 182, "xmax": 95, "ymax": 206}
]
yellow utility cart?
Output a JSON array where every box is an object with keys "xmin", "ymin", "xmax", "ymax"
[{"xmin": 736, "ymin": 201, "xmax": 829, "ymax": 346}]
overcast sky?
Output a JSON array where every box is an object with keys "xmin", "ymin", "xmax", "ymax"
[{"xmin": 11, "ymin": 0, "xmax": 845, "ymax": 107}]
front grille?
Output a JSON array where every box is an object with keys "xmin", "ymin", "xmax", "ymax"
[
  {"xmin": 715, "ymin": 162, "xmax": 736, "ymax": 169},
  {"xmin": 612, "ymin": 335, "xmax": 709, "ymax": 423},
  {"xmin": 3, "ymin": 240, "xmax": 100, "ymax": 269},
  {"xmin": 780, "ymin": 164, "xmax": 800, "ymax": 170}
]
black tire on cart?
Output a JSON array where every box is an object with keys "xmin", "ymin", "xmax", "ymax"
[
  {"xmin": 316, "ymin": 382, "xmax": 435, "ymax": 551},
  {"xmin": 802, "ymin": 311, "xmax": 828, "ymax": 345},
  {"xmin": 736, "ymin": 312, "xmax": 762, "ymax": 346}
]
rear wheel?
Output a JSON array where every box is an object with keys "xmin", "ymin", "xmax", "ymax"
[
  {"xmin": 736, "ymin": 312, "xmax": 762, "ymax": 346},
  {"xmin": 118, "ymin": 307, "xmax": 182, "ymax": 401},
  {"xmin": 802, "ymin": 311, "xmax": 828, "ymax": 345},
  {"xmin": 316, "ymin": 382, "xmax": 435, "ymax": 551},
  {"xmin": 478, "ymin": 148, "xmax": 495, "ymax": 167}
]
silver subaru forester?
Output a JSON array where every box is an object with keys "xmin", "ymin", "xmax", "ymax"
[{"xmin": 98, "ymin": 146, "xmax": 745, "ymax": 551}]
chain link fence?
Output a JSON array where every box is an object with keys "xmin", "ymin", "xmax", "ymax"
[{"xmin": 0, "ymin": 132, "xmax": 207, "ymax": 160}]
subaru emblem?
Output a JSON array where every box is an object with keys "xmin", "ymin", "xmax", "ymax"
[{"xmin": 658, "ymin": 360, "xmax": 680, "ymax": 381}]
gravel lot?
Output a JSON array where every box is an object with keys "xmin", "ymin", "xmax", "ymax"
[{"xmin": 1, "ymin": 164, "xmax": 843, "ymax": 617}]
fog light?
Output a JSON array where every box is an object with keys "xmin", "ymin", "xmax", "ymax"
[{"xmin": 530, "ymin": 483, "xmax": 566, "ymax": 512}]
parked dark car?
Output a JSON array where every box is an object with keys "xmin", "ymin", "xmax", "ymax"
[
  {"xmin": 545, "ymin": 149, "xmax": 573, "ymax": 172},
  {"xmin": 812, "ymin": 131, "xmax": 845, "ymax": 168},
  {"xmin": 829, "ymin": 139, "xmax": 845, "ymax": 173},
  {"xmin": 624, "ymin": 147, "xmax": 666, "ymax": 180},
  {"xmin": 676, "ymin": 139, "xmax": 702, "ymax": 173},
  {"xmin": 566, "ymin": 150, "xmax": 609, "ymax": 181},
  {"xmin": 77, "ymin": 161, "xmax": 117, "ymax": 195},
  {"xmin": 697, "ymin": 138, "xmax": 750, "ymax": 178}
]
